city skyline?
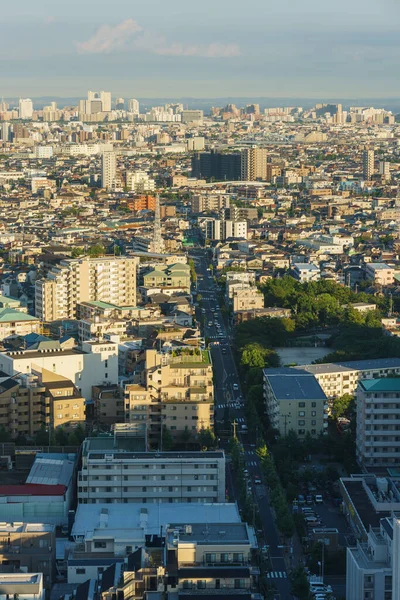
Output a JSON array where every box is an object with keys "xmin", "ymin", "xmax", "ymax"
[{"xmin": 0, "ymin": 0, "xmax": 399, "ymax": 97}]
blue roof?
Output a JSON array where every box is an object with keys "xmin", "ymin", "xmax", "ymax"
[{"xmin": 264, "ymin": 368, "xmax": 327, "ymax": 401}]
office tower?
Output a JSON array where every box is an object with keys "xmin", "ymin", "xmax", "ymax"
[
  {"xmin": 101, "ymin": 150, "xmax": 116, "ymax": 189},
  {"xmin": 81, "ymin": 91, "xmax": 112, "ymax": 114},
  {"xmin": 115, "ymin": 97, "xmax": 125, "ymax": 110},
  {"xmin": 191, "ymin": 151, "xmax": 241, "ymax": 181},
  {"xmin": 241, "ymin": 146, "xmax": 267, "ymax": 180},
  {"xmin": 362, "ymin": 149, "xmax": 374, "ymax": 180},
  {"xmin": 18, "ymin": 98, "xmax": 33, "ymax": 119},
  {"xmin": 128, "ymin": 98, "xmax": 139, "ymax": 115},
  {"xmin": 181, "ymin": 109, "xmax": 203, "ymax": 124},
  {"xmin": 35, "ymin": 256, "xmax": 138, "ymax": 321}
]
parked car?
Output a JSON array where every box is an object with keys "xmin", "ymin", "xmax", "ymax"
[{"xmin": 314, "ymin": 494, "xmax": 323, "ymax": 504}]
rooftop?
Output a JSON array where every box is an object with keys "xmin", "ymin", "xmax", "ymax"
[
  {"xmin": 264, "ymin": 368, "xmax": 327, "ymax": 401},
  {"xmin": 359, "ymin": 378, "xmax": 400, "ymax": 393},
  {"xmin": 300, "ymin": 357, "xmax": 400, "ymax": 375}
]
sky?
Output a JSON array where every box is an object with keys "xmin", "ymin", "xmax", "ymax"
[{"xmin": 1, "ymin": 0, "xmax": 399, "ymax": 99}]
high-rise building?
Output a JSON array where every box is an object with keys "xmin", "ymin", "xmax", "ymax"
[
  {"xmin": 115, "ymin": 97, "xmax": 125, "ymax": 109},
  {"xmin": 362, "ymin": 149, "xmax": 374, "ymax": 180},
  {"xmin": 35, "ymin": 256, "xmax": 138, "ymax": 321},
  {"xmin": 0, "ymin": 122, "xmax": 10, "ymax": 141},
  {"xmin": 241, "ymin": 146, "xmax": 267, "ymax": 180},
  {"xmin": 205, "ymin": 219, "xmax": 247, "ymax": 241},
  {"xmin": 128, "ymin": 98, "xmax": 140, "ymax": 114},
  {"xmin": 19, "ymin": 98, "xmax": 33, "ymax": 119},
  {"xmin": 80, "ymin": 91, "xmax": 112, "ymax": 114},
  {"xmin": 191, "ymin": 151, "xmax": 241, "ymax": 181},
  {"xmin": 181, "ymin": 109, "xmax": 203, "ymax": 124},
  {"xmin": 101, "ymin": 150, "xmax": 116, "ymax": 189},
  {"xmin": 379, "ymin": 160, "xmax": 391, "ymax": 181}
]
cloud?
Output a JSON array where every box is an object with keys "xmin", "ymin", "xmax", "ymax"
[
  {"xmin": 77, "ymin": 19, "xmax": 143, "ymax": 54},
  {"xmin": 77, "ymin": 19, "xmax": 240, "ymax": 58}
]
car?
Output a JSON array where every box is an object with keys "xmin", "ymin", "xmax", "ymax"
[
  {"xmin": 221, "ymin": 348, "xmax": 227, "ymax": 354},
  {"xmin": 208, "ymin": 321, "xmax": 213, "ymax": 326},
  {"xmin": 244, "ymin": 469, "xmax": 249, "ymax": 475},
  {"xmin": 314, "ymin": 494, "xmax": 323, "ymax": 504},
  {"xmin": 233, "ymin": 383, "xmax": 239, "ymax": 391},
  {"xmin": 254, "ymin": 476, "xmax": 262, "ymax": 484}
]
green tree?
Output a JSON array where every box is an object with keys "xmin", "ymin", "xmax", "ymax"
[
  {"xmin": 55, "ymin": 427, "xmax": 69, "ymax": 446},
  {"xmin": 332, "ymin": 394, "xmax": 355, "ymax": 419},
  {"xmin": 162, "ymin": 426, "xmax": 174, "ymax": 450},
  {"xmin": 71, "ymin": 247, "xmax": 85, "ymax": 258},
  {"xmin": 198, "ymin": 428, "xmax": 217, "ymax": 449},
  {"xmin": 88, "ymin": 243, "xmax": 105, "ymax": 258}
]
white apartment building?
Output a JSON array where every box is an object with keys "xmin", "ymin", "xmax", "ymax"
[
  {"xmin": 0, "ymin": 573, "xmax": 44, "ymax": 600},
  {"xmin": 126, "ymin": 170, "xmax": 155, "ymax": 193},
  {"xmin": 205, "ymin": 219, "xmax": 247, "ymax": 241},
  {"xmin": 356, "ymin": 378, "xmax": 400, "ymax": 468},
  {"xmin": 300, "ymin": 358, "xmax": 400, "ymax": 404},
  {"xmin": 128, "ymin": 98, "xmax": 139, "ymax": 115},
  {"xmin": 19, "ymin": 98, "xmax": 33, "ymax": 119},
  {"xmin": 101, "ymin": 150, "xmax": 116, "ymax": 189},
  {"xmin": 77, "ymin": 449, "xmax": 226, "ymax": 505},
  {"xmin": 0, "ymin": 309, "xmax": 40, "ymax": 341},
  {"xmin": 192, "ymin": 194, "xmax": 230, "ymax": 214},
  {"xmin": 292, "ymin": 263, "xmax": 321, "ymax": 282},
  {"xmin": 35, "ymin": 256, "xmax": 137, "ymax": 322},
  {"xmin": 347, "ymin": 516, "xmax": 400, "ymax": 600},
  {"xmin": 365, "ymin": 262, "xmax": 394, "ymax": 286},
  {"xmin": 0, "ymin": 340, "xmax": 118, "ymax": 401},
  {"xmin": 34, "ymin": 146, "xmax": 53, "ymax": 159}
]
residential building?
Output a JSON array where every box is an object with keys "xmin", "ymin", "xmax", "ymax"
[
  {"xmin": 0, "ymin": 523, "xmax": 55, "ymax": 590},
  {"xmin": 0, "ymin": 573, "xmax": 44, "ymax": 600},
  {"xmin": 232, "ymin": 287, "xmax": 264, "ymax": 313},
  {"xmin": 379, "ymin": 160, "xmax": 391, "ymax": 181},
  {"xmin": 346, "ymin": 516, "xmax": 394, "ymax": 600},
  {"xmin": 126, "ymin": 171, "xmax": 155, "ymax": 193},
  {"xmin": 356, "ymin": 378, "xmax": 400, "ymax": 468},
  {"xmin": 241, "ymin": 147, "xmax": 267, "ymax": 181},
  {"xmin": 181, "ymin": 110, "xmax": 204, "ymax": 124},
  {"xmin": 292, "ymin": 263, "xmax": 320, "ymax": 282},
  {"xmin": 101, "ymin": 150, "xmax": 116, "ymax": 189},
  {"xmin": 205, "ymin": 219, "xmax": 247, "ymax": 241},
  {"xmin": 143, "ymin": 263, "xmax": 191, "ymax": 293},
  {"xmin": 299, "ymin": 358, "xmax": 400, "ymax": 403},
  {"xmin": 0, "ymin": 340, "xmax": 118, "ymax": 401},
  {"xmin": 128, "ymin": 99, "xmax": 139, "ymax": 115},
  {"xmin": 19, "ymin": 98, "xmax": 33, "ymax": 119},
  {"xmin": 365, "ymin": 262, "xmax": 394, "ymax": 286},
  {"xmin": 127, "ymin": 194, "xmax": 156, "ymax": 212},
  {"xmin": 191, "ymin": 152, "xmax": 241, "ymax": 181},
  {"xmin": 77, "ymin": 447, "xmax": 225, "ymax": 505},
  {"xmin": 363, "ymin": 149, "xmax": 374, "ymax": 180},
  {"xmin": 0, "ymin": 368, "xmax": 85, "ymax": 438},
  {"xmin": 263, "ymin": 367, "xmax": 328, "ymax": 437},
  {"xmin": 192, "ymin": 194, "xmax": 230, "ymax": 214},
  {"xmin": 0, "ymin": 308, "xmax": 40, "ymax": 340},
  {"xmin": 35, "ymin": 256, "xmax": 137, "ymax": 321}
]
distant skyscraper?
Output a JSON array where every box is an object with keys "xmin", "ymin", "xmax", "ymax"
[
  {"xmin": 191, "ymin": 151, "xmax": 241, "ymax": 181},
  {"xmin": 241, "ymin": 146, "xmax": 267, "ymax": 181},
  {"xmin": 0, "ymin": 122, "xmax": 10, "ymax": 142},
  {"xmin": 362, "ymin": 149, "xmax": 374, "ymax": 180},
  {"xmin": 379, "ymin": 161, "xmax": 390, "ymax": 181},
  {"xmin": 81, "ymin": 91, "xmax": 112, "ymax": 114},
  {"xmin": 128, "ymin": 99, "xmax": 140, "ymax": 115},
  {"xmin": 101, "ymin": 151, "xmax": 116, "ymax": 189},
  {"xmin": 115, "ymin": 97, "xmax": 125, "ymax": 110},
  {"xmin": 18, "ymin": 98, "xmax": 33, "ymax": 119}
]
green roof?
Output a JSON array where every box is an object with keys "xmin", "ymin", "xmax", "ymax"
[
  {"xmin": 86, "ymin": 301, "xmax": 120, "ymax": 309},
  {"xmin": 0, "ymin": 309, "xmax": 38, "ymax": 323},
  {"xmin": 360, "ymin": 378, "xmax": 400, "ymax": 393},
  {"xmin": 0, "ymin": 295, "xmax": 24, "ymax": 308}
]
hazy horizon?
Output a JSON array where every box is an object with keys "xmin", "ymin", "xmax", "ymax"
[{"xmin": 1, "ymin": 0, "xmax": 399, "ymax": 98}]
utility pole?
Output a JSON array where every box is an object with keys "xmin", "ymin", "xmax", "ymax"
[{"xmin": 232, "ymin": 420, "xmax": 238, "ymax": 439}]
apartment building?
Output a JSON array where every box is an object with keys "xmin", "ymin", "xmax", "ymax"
[
  {"xmin": 292, "ymin": 263, "xmax": 321, "ymax": 282},
  {"xmin": 205, "ymin": 219, "xmax": 247, "ymax": 241},
  {"xmin": 263, "ymin": 368, "xmax": 328, "ymax": 438},
  {"xmin": 365, "ymin": 262, "xmax": 394, "ymax": 286},
  {"xmin": 299, "ymin": 358, "xmax": 400, "ymax": 404},
  {"xmin": 192, "ymin": 194, "xmax": 230, "ymax": 214},
  {"xmin": 356, "ymin": 378, "xmax": 400, "ymax": 468},
  {"xmin": 346, "ymin": 516, "xmax": 398, "ymax": 600},
  {"xmin": 143, "ymin": 263, "xmax": 191, "ymax": 293},
  {"xmin": 101, "ymin": 151, "xmax": 116, "ymax": 189},
  {"xmin": 241, "ymin": 147, "xmax": 267, "ymax": 181},
  {"xmin": 0, "ymin": 523, "xmax": 55, "ymax": 591},
  {"xmin": 0, "ymin": 308, "xmax": 40, "ymax": 341},
  {"xmin": 0, "ymin": 369, "xmax": 85, "ymax": 438},
  {"xmin": 77, "ymin": 447, "xmax": 225, "ymax": 505},
  {"xmin": 35, "ymin": 256, "xmax": 138, "ymax": 322},
  {"xmin": 0, "ymin": 573, "xmax": 44, "ymax": 600},
  {"xmin": 0, "ymin": 340, "xmax": 118, "ymax": 401},
  {"xmin": 232, "ymin": 288, "xmax": 264, "ymax": 313}
]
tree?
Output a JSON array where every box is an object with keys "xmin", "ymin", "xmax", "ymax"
[
  {"xmin": 71, "ymin": 247, "xmax": 85, "ymax": 258},
  {"xmin": 0, "ymin": 426, "xmax": 10, "ymax": 442},
  {"xmin": 88, "ymin": 243, "xmax": 105, "ymax": 258},
  {"xmin": 332, "ymin": 394, "xmax": 355, "ymax": 419},
  {"xmin": 34, "ymin": 425, "xmax": 49, "ymax": 445},
  {"xmin": 162, "ymin": 426, "xmax": 174, "ymax": 450},
  {"xmin": 55, "ymin": 427, "xmax": 69, "ymax": 446},
  {"xmin": 198, "ymin": 428, "xmax": 216, "ymax": 449}
]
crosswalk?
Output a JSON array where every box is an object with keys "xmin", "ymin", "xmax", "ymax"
[
  {"xmin": 247, "ymin": 460, "xmax": 258, "ymax": 466},
  {"xmin": 245, "ymin": 450, "xmax": 256, "ymax": 455},
  {"xmin": 266, "ymin": 572, "xmax": 287, "ymax": 579}
]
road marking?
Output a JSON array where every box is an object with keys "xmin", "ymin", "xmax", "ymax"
[{"xmin": 267, "ymin": 572, "xmax": 287, "ymax": 579}]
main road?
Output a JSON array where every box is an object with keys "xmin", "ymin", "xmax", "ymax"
[{"xmin": 189, "ymin": 246, "xmax": 293, "ymax": 600}]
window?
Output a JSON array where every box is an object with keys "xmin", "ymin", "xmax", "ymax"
[
  {"xmin": 311, "ymin": 420, "xmax": 316, "ymax": 426},
  {"xmin": 197, "ymin": 581, "xmax": 206, "ymax": 590},
  {"xmin": 299, "ymin": 402, "xmax": 305, "ymax": 408},
  {"xmin": 298, "ymin": 411, "xmax": 305, "ymax": 417},
  {"xmin": 311, "ymin": 402, "xmax": 316, "ymax": 407},
  {"xmin": 76, "ymin": 568, "xmax": 86, "ymax": 575},
  {"xmin": 298, "ymin": 420, "xmax": 305, "ymax": 426},
  {"xmin": 298, "ymin": 429, "xmax": 305, "ymax": 435},
  {"xmin": 94, "ymin": 541, "xmax": 107, "ymax": 548},
  {"xmin": 311, "ymin": 411, "xmax": 316, "ymax": 417}
]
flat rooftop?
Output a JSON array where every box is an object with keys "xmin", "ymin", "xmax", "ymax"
[
  {"xmin": 73, "ymin": 503, "xmax": 240, "ymax": 539},
  {"xmin": 359, "ymin": 378, "xmax": 400, "ymax": 393},
  {"xmin": 87, "ymin": 451, "xmax": 224, "ymax": 461},
  {"xmin": 170, "ymin": 522, "xmax": 250, "ymax": 544},
  {"xmin": 300, "ymin": 357, "xmax": 400, "ymax": 375},
  {"xmin": 264, "ymin": 368, "xmax": 327, "ymax": 401}
]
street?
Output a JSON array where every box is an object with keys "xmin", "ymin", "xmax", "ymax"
[{"xmin": 190, "ymin": 247, "xmax": 294, "ymax": 600}]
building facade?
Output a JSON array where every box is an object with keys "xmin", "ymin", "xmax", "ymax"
[{"xmin": 240, "ymin": 147, "xmax": 267, "ymax": 181}]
